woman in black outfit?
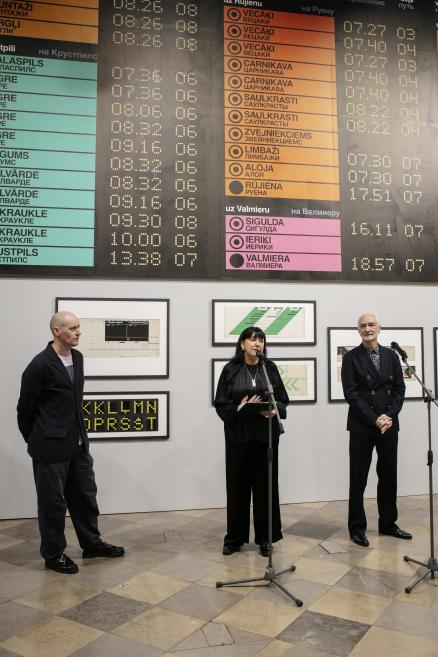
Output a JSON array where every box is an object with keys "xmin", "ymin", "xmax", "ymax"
[{"xmin": 214, "ymin": 326, "xmax": 289, "ymax": 556}]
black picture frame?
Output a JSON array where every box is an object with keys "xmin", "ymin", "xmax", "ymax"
[
  {"xmin": 328, "ymin": 326, "xmax": 424, "ymax": 402},
  {"xmin": 83, "ymin": 391, "xmax": 169, "ymax": 441},
  {"xmin": 211, "ymin": 357, "xmax": 317, "ymax": 405},
  {"xmin": 212, "ymin": 299, "xmax": 316, "ymax": 346},
  {"xmin": 55, "ymin": 297, "xmax": 169, "ymax": 379}
]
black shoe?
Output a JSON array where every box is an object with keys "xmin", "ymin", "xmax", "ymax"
[
  {"xmin": 350, "ymin": 533, "xmax": 369, "ymax": 547},
  {"xmin": 45, "ymin": 553, "xmax": 79, "ymax": 574},
  {"xmin": 379, "ymin": 526, "xmax": 412, "ymax": 540},
  {"xmin": 82, "ymin": 541, "xmax": 125, "ymax": 559},
  {"xmin": 222, "ymin": 544, "xmax": 240, "ymax": 555},
  {"xmin": 259, "ymin": 543, "xmax": 271, "ymax": 557}
]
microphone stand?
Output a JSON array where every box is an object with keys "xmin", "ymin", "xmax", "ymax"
[
  {"xmin": 216, "ymin": 355, "xmax": 302, "ymax": 607},
  {"xmin": 393, "ymin": 348, "xmax": 438, "ymax": 593}
]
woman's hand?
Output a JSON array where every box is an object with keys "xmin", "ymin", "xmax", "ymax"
[{"xmin": 237, "ymin": 394, "xmax": 261, "ymax": 412}]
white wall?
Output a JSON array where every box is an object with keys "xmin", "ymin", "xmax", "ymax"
[{"xmin": 1, "ymin": 277, "xmax": 436, "ymax": 519}]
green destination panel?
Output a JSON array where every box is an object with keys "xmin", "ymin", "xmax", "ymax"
[
  {"xmin": 0, "ymin": 53, "xmax": 97, "ymax": 267},
  {"xmin": 0, "ymin": 169, "xmax": 95, "ymax": 190},
  {"xmin": 0, "ymin": 93, "xmax": 96, "ymax": 115},
  {"xmin": 0, "ymin": 246, "xmax": 93, "ymax": 266},
  {"xmin": 4, "ymin": 113, "xmax": 96, "ymax": 133},
  {"xmin": 0, "ymin": 208, "xmax": 94, "ymax": 228},
  {"xmin": 0, "ymin": 151, "xmax": 96, "ymax": 171},
  {"xmin": 0, "ymin": 226, "xmax": 93, "ymax": 247}
]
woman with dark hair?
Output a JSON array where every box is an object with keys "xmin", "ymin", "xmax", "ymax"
[{"xmin": 214, "ymin": 326, "xmax": 289, "ymax": 556}]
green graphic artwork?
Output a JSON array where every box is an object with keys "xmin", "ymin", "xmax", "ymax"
[
  {"xmin": 230, "ymin": 306, "xmax": 303, "ymax": 336},
  {"xmin": 277, "ymin": 364, "xmax": 308, "ymax": 397}
]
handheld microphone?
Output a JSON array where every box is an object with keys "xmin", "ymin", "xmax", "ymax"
[
  {"xmin": 256, "ymin": 351, "xmax": 265, "ymax": 359},
  {"xmin": 391, "ymin": 341, "xmax": 408, "ymax": 361}
]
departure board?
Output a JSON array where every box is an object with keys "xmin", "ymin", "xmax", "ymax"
[{"xmin": 1, "ymin": 0, "xmax": 438, "ymax": 282}]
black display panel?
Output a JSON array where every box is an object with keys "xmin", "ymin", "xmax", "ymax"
[{"xmin": 1, "ymin": 0, "xmax": 438, "ymax": 282}]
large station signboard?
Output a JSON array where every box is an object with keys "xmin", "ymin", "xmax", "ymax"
[{"xmin": 1, "ymin": 1, "xmax": 438, "ymax": 282}]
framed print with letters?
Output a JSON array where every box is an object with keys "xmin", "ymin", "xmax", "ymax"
[
  {"xmin": 83, "ymin": 392, "xmax": 169, "ymax": 440},
  {"xmin": 328, "ymin": 327, "xmax": 424, "ymax": 402},
  {"xmin": 212, "ymin": 358, "xmax": 317, "ymax": 404},
  {"xmin": 212, "ymin": 300, "xmax": 316, "ymax": 346},
  {"xmin": 56, "ymin": 297, "xmax": 169, "ymax": 378}
]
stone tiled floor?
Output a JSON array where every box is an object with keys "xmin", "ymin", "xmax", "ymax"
[{"xmin": 0, "ymin": 496, "xmax": 437, "ymax": 657}]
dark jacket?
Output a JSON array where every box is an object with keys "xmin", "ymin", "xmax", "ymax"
[
  {"xmin": 17, "ymin": 342, "xmax": 88, "ymax": 463},
  {"xmin": 214, "ymin": 359, "xmax": 289, "ymax": 442},
  {"xmin": 341, "ymin": 343, "xmax": 405, "ymax": 436}
]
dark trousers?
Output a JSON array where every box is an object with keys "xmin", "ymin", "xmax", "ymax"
[
  {"xmin": 32, "ymin": 444, "xmax": 101, "ymax": 560},
  {"xmin": 224, "ymin": 439, "xmax": 282, "ymax": 547},
  {"xmin": 348, "ymin": 431, "xmax": 398, "ymax": 536}
]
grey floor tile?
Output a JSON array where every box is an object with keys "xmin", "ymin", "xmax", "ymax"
[
  {"xmin": 0, "ymin": 541, "xmax": 41, "ymax": 567},
  {"xmin": 278, "ymin": 610, "xmax": 370, "ymax": 657},
  {"xmin": 61, "ymin": 591, "xmax": 151, "ymax": 631},
  {"xmin": 150, "ymin": 553, "xmax": 219, "ymax": 582},
  {"xmin": 0, "ymin": 601, "xmax": 52, "ymax": 641},
  {"xmin": 173, "ymin": 629, "xmax": 209, "ymax": 650},
  {"xmin": 305, "ymin": 543, "xmax": 367, "ymax": 567},
  {"xmin": 203, "ymin": 622, "xmax": 234, "ymax": 647},
  {"xmin": 284, "ymin": 519, "xmax": 341, "ymax": 541},
  {"xmin": 72, "ymin": 559, "xmax": 142, "ymax": 589},
  {"xmin": 0, "ymin": 567, "xmax": 59, "ymax": 599},
  {"xmin": 96, "ymin": 516, "xmax": 133, "ymax": 534},
  {"xmin": 0, "ymin": 520, "xmax": 40, "ymax": 541},
  {"xmin": 0, "ymin": 648, "xmax": 22, "ymax": 657},
  {"xmin": 68, "ymin": 632, "xmax": 162, "ymax": 657},
  {"xmin": 170, "ymin": 641, "xmax": 269, "ymax": 657},
  {"xmin": 227, "ymin": 626, "xmax": 271, "ymax": 644},
  {"xmin": 160, "ymin": 583, "xmax": 241, "ymax": 620},
  {"xmin": 375, "ymin": 599, "xmax": 438, "ymax": 641},
  {"xmin": 337, "ymin": 567, "xmax": 411, "ymax": 598}
]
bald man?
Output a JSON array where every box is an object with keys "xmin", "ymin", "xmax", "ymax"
[
  {"xmin": 341, "ymin": 314, "xmax": 412, "ymax": 547},
  {"xmin": 17, "ymin": 311, "xmax": 124, "ymax": 573}
]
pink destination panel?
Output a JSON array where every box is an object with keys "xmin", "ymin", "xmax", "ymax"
[
  {"xmin": 226, "ymin": 214, "xmax": 340, "ymax": 236},
  {"xmin": 225, "ymin": 252, "xmax": 341, "ymax": 271},
  {"xmin": 227, "ymin": 234, "xmax": 340, "ymax": 254},
  {"xmin": 225, "ymin": 213, "xmax": 341, "ymax": 271}
]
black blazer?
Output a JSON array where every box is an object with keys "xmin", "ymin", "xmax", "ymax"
[
  {"xmin": 341, "ymin": 344, "xmax": 405, "ymax": 436},
  {"xmin": 17, "ymin": 342, "xmax": 88, "ymax": 463}
]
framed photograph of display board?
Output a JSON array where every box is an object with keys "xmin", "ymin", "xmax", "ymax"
[
  {"xmin": 55, "ymin": 297, "xmax": 169, "ymax": 378},
  {"xmin": 212, "ymin": 299, "xmax": 316, "ymax": 346},
  {"xmin": 211, "ymin": 358, "xmax": 317, "ymax": 404},
  {"xmin": 328, "ymin": 326, "xmax": 424, "ymax": 402},
  {"xmin": 83, "ymin": 391, "xmax": 169, "ymax": 440}
]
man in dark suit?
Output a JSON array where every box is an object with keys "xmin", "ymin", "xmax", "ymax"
[
  {"xmin": 17, "ymin": 311, "xmax": 124, "ymax": 573},
  {"xmin": 341, "ymin": 314, "xmax": 412, "ymax": 547}
]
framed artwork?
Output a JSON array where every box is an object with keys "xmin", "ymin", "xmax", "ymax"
[
  {"xmin": 328, "ymin": 327, "xmax": 424, "ymax": 402},
  {"xmin": 55, "ymin": 298, "xmax": 169, "ymax": 378},
  {"xmin": 211, "ymin": 358, "xmax": 317, "ymax": 404},
  {"xmin": 212, "ymin": 300, "xmax": 316, "ymax": 346},
  {"xmin": 83, "ymin": 392, "xmax": 169, "ymax": 440}
]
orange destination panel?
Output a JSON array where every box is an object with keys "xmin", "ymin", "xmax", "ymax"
[
  {"xmin": 224, "ymin": 5, "xmax": 340, "ymax": 273},
  {"xmin": 0, "ymin": 2, "xmax": 98, "ymax": 43}
]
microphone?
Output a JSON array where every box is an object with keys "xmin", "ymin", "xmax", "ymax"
[
  {"xmin": 391, "ymin": 341, "xmax": 408, "ymax": 361},
  {"xmin": 256, "ymin": 351, "xmax": 265, "ymax": 359}
]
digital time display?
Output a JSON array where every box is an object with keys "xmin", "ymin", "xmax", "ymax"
[{"xmin": 1, "ymin": 0, "xmax": 438, "ymax": 282}]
